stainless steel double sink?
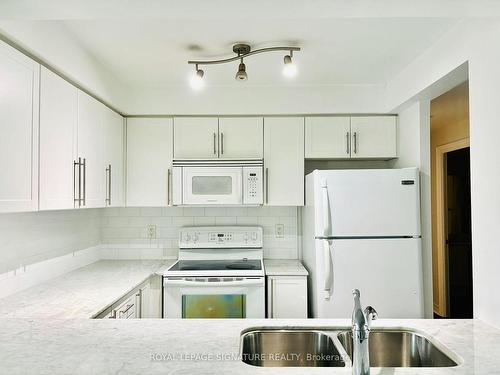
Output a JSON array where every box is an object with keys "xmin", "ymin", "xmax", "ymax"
[{"xmin": 240, "ymin": 327, "xmax": 459, "ymax": 368}]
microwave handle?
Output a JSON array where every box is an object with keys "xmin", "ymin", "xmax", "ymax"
[{"xmin": 164, "ymin": 278, "xmax": 263, "ymax": 287}]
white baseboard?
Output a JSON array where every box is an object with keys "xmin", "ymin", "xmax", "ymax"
[{"xmin": 0, "ymin": 246, "xmax": 101, "ymax": 300}]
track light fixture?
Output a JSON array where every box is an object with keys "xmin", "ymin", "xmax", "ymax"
[{"xmin": 188, "ymin": 43, "xmax": 300, "ymax": 88}]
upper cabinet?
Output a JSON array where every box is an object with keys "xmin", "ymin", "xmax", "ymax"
[
  {"xmin": 77, "ymin": 91, "xmax": 105, "ymax": 208},
  {"xmin": 103, "ymin": 107, "xmax": 125, "ymax": 207},
  {"xmin": 127, "ymin": 118, "xmax": 174, "ymax": 207},
  {"xmin": 218, "ymin": 117, "xmax": 263, "ymax": 158},
  {"xmin": 173, "ymin": 117, "xmax": 264, "ymax": 159},
  {"xmin": 305, "ymin": 117, "xmax": 351, "ymax": 158},
  {"xmin": 39, "ymin": 67, "xmax": 78, "ymax": 210},
  {"xmin": 173, "ymin": 117, "xmax": 219, "ymax": 159},
  {"xmin": 264, "ymin": 117, "xmax": 304, "ymax": 206},
  {"xmin": 0, "ymin": 41, "xmax": 40, "ymax": 213},
  {"xmin": 305, "ymin": 116, "xmax": 397, "ymax": 159},
  {"xmin": 350, "ymin": 116, "xmax": 397, "ymax": 159}
]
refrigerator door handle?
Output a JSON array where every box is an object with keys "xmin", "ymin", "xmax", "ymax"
[
  {"xmin": 323, "ymin": 240, "xmax": 333, "ymax": 300},
  {"xmin": 320, "ymin": 179, "xmax": 331, "ymax": 237}
]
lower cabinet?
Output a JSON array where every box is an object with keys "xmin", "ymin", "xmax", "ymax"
[
  {"xmin": 267, "ymin": 275, "xmax": 308, "ymax": 318},
  {"xmin": 94, "ymin": 275, "xmax": 162, "ymax": 319}
]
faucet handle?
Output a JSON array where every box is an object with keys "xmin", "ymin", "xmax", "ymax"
[{"xmin": 364, "ymin": 306, "xmax": 378, "ymax": 329}]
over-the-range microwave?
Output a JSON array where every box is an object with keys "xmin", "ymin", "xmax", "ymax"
[{"xmin": 171, "ymin": 159, "xmax": 263, "ymax": 206}]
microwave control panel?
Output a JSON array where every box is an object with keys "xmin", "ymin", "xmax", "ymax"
[{"xmin": 243, "ymin": 167, "xmax": 263, "ymax": 205}]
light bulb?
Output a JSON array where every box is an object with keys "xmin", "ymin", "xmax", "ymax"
[
  {"xmin": 190, "ymin": 68, "xmax": 205, "ymax": 90},
  {"xmin": 283, "ymin": 54, "xmax": 298, "ymax": 78}
]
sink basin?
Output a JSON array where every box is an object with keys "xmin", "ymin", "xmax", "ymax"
[
  {"xmin": 240, "ymin": 329, "xmax": 346, "ymax": 367},
  {"xmin": 337, "ymin": 329, "xmax": 458, "ymax": 367}
]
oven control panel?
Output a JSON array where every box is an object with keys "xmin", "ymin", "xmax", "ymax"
[{"xmin": 179, "ymin": 226, "xmax": 263, "ymax": 248}]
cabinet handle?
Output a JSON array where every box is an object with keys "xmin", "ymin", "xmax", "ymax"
[
  {"xmin": 73, "ymin": 159, "xmax": 81, "ymax": 207},
  {"xmin": 221, "ymin": 132, "xmax": 224, "ymax": 155},
  {"xmin": 105, "ymin": 164, "xmax": 111, "ymax": 206},
  {"xmin": 265, "ymin": 168, "xmax": 269, "ymax": 205},
  {"xmin": 346, "ymin": 132, "xmax": 350, "ymax": 155},
  {"xmin": 167, "ymin": 168, "xmax": 171, "ymax": 206},
  {"xmin": 353, "ymin": 132, "xmax": 358, "ymax": 154},
  {"xmin": 213, "ymin": 132, "xmax": 217, "ymax": 155},
  {"xmin": 82, "ymin": 158, "xmax": 86, "ymax": 206},
  {"xmin": 135, "ymin": 292, "xmax": 142, "ymax": 319}
]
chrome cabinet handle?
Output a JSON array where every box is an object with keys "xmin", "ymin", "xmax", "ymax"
[
  {"xmin": 82, "ymin": 158, "xmax": 86, "ymax": 206},
  {"xmin": 135, "ymin": 292, "xmax": 142, "ymax": 319},
  {"xmin": 221, "ymin": 132, "xmax": 224, "ymax": 155},
  {"xmin": 167, "ymin": 168, "xmax": 171, "ymax": 206},
  {"xmin": 73, "ymin": 159, "xmax": 81, "ymax": 207},
  {"xmin": 265, "ymin": 168, "xmax": 269, "ymax": 205},
  {"xmin": 105, "ymin": 164, "xmax": 111, "ymax": 206},
  {"xmin": 213, "ymin": 132, "xmax": 217, "ymax": 155},
  {"xmin": 353, "ymin": 132, "xmax": 358, "ymax": 154},
  {"xmin": 346, "ymin": 132, "xmax": 350, "ymax": 155}
]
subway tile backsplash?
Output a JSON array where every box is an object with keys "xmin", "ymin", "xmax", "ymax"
[{"xmin": 101, "ymin": 207, "xmax": 299, "ymax": 259}]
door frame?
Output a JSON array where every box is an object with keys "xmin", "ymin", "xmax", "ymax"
[{"xmin": 434, "ymin": 137, "xmax": 470, "ymax": 317}]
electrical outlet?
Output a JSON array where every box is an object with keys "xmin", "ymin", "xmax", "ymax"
[
  {"xmin": 147, "ymin": 224, "xmax": 157, "ymax": 239},
  {"xmin": 275, "ymin": 224, "xmax": 285, "ymax": 238}
]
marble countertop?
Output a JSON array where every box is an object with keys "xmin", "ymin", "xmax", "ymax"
[
  {"xmin": 0, "ymin": 318, "xmax": 497, "ymax": 374},
  {"xmin": 264, "ymin": 259, "xmax": 308, "ymax": 276},
  {"xmin": 0, "ymin": 260, "xmax": 174, "ymax": 319}
]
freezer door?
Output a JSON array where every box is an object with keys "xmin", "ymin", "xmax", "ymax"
[
  {"xmin": 314, "ymin": 238, "xmax": 423, "ymax": 318},
  {"xmin": 314, "ymin": 168, "xmax": 421, "ymax": 237}
]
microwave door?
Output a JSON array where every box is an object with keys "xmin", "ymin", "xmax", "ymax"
[{"xmin": 183, "ymin": 167, "xmax": 242, "ymax": 205}]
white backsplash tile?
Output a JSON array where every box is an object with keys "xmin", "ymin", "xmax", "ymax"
[{"xmin": 101, "ymin": 206, "xmax": 299, "ymax": 259}]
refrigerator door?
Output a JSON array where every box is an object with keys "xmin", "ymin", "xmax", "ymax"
[
  {"xmin": 315, "ymin": 238, "xmax": 423, "ymax": 318},
  {"xmin": 313, "ymin": 168, "xmax": 421, "ymax": 237}
]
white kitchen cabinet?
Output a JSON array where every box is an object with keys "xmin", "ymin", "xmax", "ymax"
[
  {"xmin": 0, "ymin": 41, "xmax": 39, "ymax": 213},
  {"xmin": 264, "ymin": 117, "xmax": 304, "ymax": 206},
  {"xmin": 350, "ymin": 116, "xmax": 398, "ymax": 159},
  {"xmin": 218, "ymin": 117, "xmax": 263, "ymax": 158},
  {"xmin": 77, "ymin": 91, "xmax": 105, "ymax": 208},
  {"xmin": 39, "ymin": 67, "xmax": 78, "ymax": 210},
  {"xmin": 173, "ymin": 117, "xmax": 219, "ymax": 159},
  {"xmin": 267, "ymin": 275, "xmax": 308, "ymax": 318},
  {"xmin": 103, "ymin": 107, "xmax": 124, "ymax": 207},
  {"xmin": 305, "ymin": 116, "xmax": 351, "ymax": 158},
  {"xmin": 127, "ymin": 118, "xmax": 174, "ymax": 206}
]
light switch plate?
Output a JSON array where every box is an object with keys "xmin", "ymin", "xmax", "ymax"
[
  {"xmin": 275, "ymin": 224, "xmax": 285, "ymax": 238},
  {"xmin": 147, "ymin": 224, "xmax": 157, "ymax": 239}
]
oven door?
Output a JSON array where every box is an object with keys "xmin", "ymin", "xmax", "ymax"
[
  {"xmin": 163, "ymin": 277, "xmax": 265, "ymax": 318},
  {"xmin": 182, "ymin": 167, "xmax": 243, "ymax": 205}
]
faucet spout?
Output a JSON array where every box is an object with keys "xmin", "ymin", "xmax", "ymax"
[{"xmin": 351, "ymin": 289, "xmax": 377, "ymax": 375}]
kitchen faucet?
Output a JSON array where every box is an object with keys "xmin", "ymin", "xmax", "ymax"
[{"xmin": 351, "ymin": 289, "xmax": 378, "ymax": 375}]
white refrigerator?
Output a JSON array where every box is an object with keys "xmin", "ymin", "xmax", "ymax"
[{"xmin": 302, "ymin": 168, "xmax": 424, "ymax": 318}]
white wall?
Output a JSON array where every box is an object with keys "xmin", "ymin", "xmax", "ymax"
[
  {"xmin": 390, "ymin": 101, "xmax": 433, "ymax": 318},
  {"xmin": 0, "ymin": 21, "xmax": 127, "ymax": 112},
  {"xmin": 0, "ymin": 209, "xmax": 101, "ymax": 274},
  {"xmin": 101, "ymin": 207, "xmax": 299, "ymax": 260},
  {"xmin": 386, "ymin": 18, "xmax": 500, "ymax": 328}
]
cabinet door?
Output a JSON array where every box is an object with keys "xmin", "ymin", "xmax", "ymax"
[
  {"xmin": 350, "ymin": 116, "xmax": 397, "ymax": 159},
  {"xmin": 127, "ymin": 118, "xmax": 173, "ymax": 206},
  {"xmin": 305, "ymin": 116, "xmax": 351, "ymax": 158},
  {"xmin": 103, "ymin": 107, "xmax": 124, "ymax": 207},
  {"xmin": 218, "ymin": 117, "xmax": 263, "ymax": 158},
  {"xmin": 173, "ymin": 117, "xmax": 219, "ymax": 159},
  {"xmin": 0, "ymin": 41, "xmax": 39, "ymax": 213},
  {"xmin": 268, "ymin": 276, "xmax": 308, "ymax": 318},
  {"xmin": 77, "ymin": 91, "xmax": 104, "ymax": 208},
  {"xmin": 264, "ymin": 117, "xmax": 304, "ymax": 206},
  {"xmin": 39, "ymin": 67, "xmax": 78, "ymax": 210}
]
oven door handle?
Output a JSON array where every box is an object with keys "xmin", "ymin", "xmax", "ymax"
[{"xmin": 164, "ymin": 278, "xmax": 264, "ymax": 287}]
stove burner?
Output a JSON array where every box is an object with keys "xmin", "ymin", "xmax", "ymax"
[{"xmin": 226, "ymin": 262, "xmax": 257, "ymax": 270}]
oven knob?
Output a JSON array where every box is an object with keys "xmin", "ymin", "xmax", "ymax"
[
  {"xmin": 251, "ymin": 232, "xmax": 258, "ymax": 241},
  {"xmin": 193, "ymin": 233, "xmax": 199, "ymax": 242},
  {"xmin": 185, "ymin": 234, "xmax": 192, "ymax": 242},
  {"xmin": 244, "ymin": 233, "xmax": 249, "ymax": 242}
]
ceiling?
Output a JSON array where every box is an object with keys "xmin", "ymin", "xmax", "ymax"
[{"xmin": 56, "ymin": 17, "xmax": 458, "ymax": 87}]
